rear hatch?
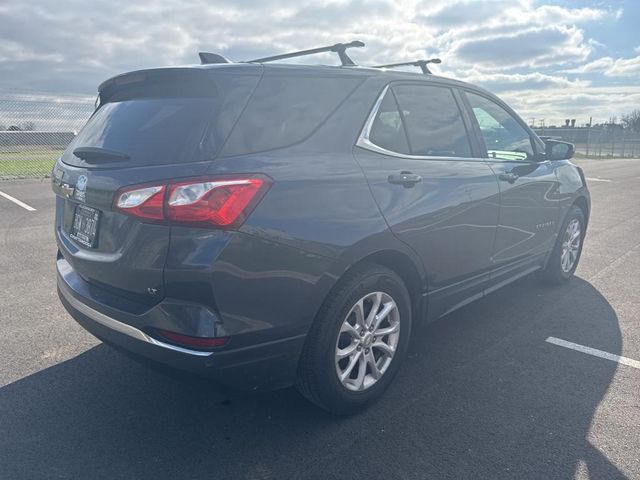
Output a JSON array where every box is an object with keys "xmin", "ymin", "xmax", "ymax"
[{"xmin": 53, "ymin": 65, "xmax": 261, "ymax": 305}]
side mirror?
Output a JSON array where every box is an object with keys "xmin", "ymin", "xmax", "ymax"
[{"xmin": 545, "ymin": 139, "xmax": 575, "ymax": 160}]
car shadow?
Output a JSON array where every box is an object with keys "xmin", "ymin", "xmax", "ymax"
[{"xmin": 0, "ymin": 276, "xmax": 625, "ymax": 479}]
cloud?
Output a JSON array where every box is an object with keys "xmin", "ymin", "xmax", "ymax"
[
  {"xmin": 564, "ymin": 55, "xmax": 640, "ymax": 77},
  {"xmin": 604, "ymin": 56, "xmax": 640, "ymax": 77},
  {"xmin": 449, "ymin": 26, "xmax": 591, "ymax": 68},
  {"xmin": 415, "ymin": 0, "xmax": 519, "ymax": 29},
  {"xmin": 523, "ymin": 4, "xmax": 615, "ymax": 25},
  {"xmin": 563, "ymin": 57, "xmax": 615, "ymax": 74},
  {"xmin": 417, "ymin": 1, "xmax": 611, "ymax": 31},
  {"xmin": 413, "ymin": 0, "xmax": 617, "ymax": 59},
  {"xmin": 0, "ymin": 0, "xmax": 635, "ymax": 126},
  {"xmin": 459, "ymin": 71, "xmax": 590, "ymax": 92}
]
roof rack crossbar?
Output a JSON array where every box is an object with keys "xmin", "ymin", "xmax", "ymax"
[
  {"xmin": 372, "ymin": 58, "xmax": 442, "ymax": 75},
  {"xmin": 247, "ymin": 41, "xmax": 365, "ymax": 66}
]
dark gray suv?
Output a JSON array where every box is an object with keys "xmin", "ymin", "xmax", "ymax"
[{"xmin": 53, "ymin": 43, "xmax": 590, "ymax": 414}]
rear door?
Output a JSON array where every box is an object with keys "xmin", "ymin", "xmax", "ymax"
[
  {"xmin": 354, "ymin": 82, "xmax": 500, "ymax": 317},
  {"xmin": 53, "ymin": 67, "xmax": 260, "ymax": 305},
  {"xmin": 461, "ymin": 90, "xmax": 562, "ymax": 283}
]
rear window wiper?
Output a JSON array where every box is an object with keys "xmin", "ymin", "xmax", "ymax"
[{"xmin": 73, "ymin": 147, "xmax": 130, "ymax": 162}]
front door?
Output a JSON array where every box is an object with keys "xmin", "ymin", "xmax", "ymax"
[
  {"xmin": 354, "ymin": 82, "xmax": 501, "ymax": 318},
  {"xmin": 462, "ymin": 90, "xmax": 562, "ymax": 285}
]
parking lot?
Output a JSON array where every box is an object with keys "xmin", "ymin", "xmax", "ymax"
[{"xmin": 1, "ymin": 158, "xmax": 639, "ymax": 479}]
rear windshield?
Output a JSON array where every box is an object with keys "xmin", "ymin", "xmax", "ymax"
[
  {"xmin": 66, "ymin": 97, "xmax": 216, "ymax": 166},
  {"xmin": 61, "ymin": 68, "xmax": 261, "ymax": 168}
]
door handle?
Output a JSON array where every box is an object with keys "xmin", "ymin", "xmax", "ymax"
[
  {"xmin": 388, "ymin": 171, "xmax": 422, "ymax": 187},
  {"xmin": 498, "ymin": 172, "xmax": 519, "ymax": 184}
]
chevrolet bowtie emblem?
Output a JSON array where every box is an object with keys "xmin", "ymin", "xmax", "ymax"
[{"xmin": 60, "ymin": 183, "xmax": 74, "ymax": 198}]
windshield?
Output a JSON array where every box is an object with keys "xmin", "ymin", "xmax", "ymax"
[{"xmin": 63, "ymin": 97, "xmax": 217, "ymax": 167}]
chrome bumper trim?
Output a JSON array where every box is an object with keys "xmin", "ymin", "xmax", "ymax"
[{"xmin": 61, "ymin": 288, "xmax": 214, "ymax": 357}]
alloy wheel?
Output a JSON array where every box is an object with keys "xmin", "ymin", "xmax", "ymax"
[
  {"xmin": 560, "ymin": 218, "xmax": 581, "ymax": 273},
  {"xmin": 335, "ymin": 291, "xmax": 400, "ymax": 391}
]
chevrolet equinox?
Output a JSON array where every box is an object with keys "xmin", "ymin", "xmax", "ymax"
[{"xmin": 53, "ymin": 42, "xmax": 590, "ymax": 414}]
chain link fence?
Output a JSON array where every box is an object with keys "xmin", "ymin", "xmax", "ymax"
[
  {"xmin": 533, "ymin": 126, "xmax": 640, "ymax": 159},
  {"xmin": 0, "ymin": 89, "xmax": 94, "ymax": 180}
]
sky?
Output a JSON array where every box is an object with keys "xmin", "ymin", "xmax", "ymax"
[{"xmin": 0, "ymin": 0, "xmax": 639, "ymax": 126}]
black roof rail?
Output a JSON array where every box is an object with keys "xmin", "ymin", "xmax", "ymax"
[
  {"xmin": 372, "ymin": 58, "xmax": 442, "ymax": 74},
  {"xmin": 247, "ymin": 41, "xmax": 365, "ymax": 66},
  {"xmin": 199, "ymin": 52, "xmax": 232, "ymax": 65}
]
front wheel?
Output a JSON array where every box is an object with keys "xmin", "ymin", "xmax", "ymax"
[
  {"xmin": 540, "ymin": 205, "xmax": 586, "ymax": 284},
  {"xmin": 296, "ymin": 264, "xmax": 412, "ymax": 415}
]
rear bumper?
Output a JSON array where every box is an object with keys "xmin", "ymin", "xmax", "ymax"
[{"xmin": 57, "ymin": 257, "xmax": 306, "ymax": 391}]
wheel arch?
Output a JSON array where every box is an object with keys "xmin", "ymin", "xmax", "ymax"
[
  {"xmin": 572, "ymin": 195, "xmax": 590, "ymax": 225},
  {"xmin": 355, "ymin": 250, "xmax": 424, "ymax": 317},
  {"xmin": 315, "ymin": 246, "xmax": 427, "ymax": 329}
]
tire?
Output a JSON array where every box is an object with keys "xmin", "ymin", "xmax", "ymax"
[
  {"xmin": 296, "ymin": 263, "xmax": 412, "ymax": 415},
  {"xmin": 540, "ymin": 205, "xmax": 586, "ymax": 284}
]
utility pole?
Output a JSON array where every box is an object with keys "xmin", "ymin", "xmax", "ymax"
[{"xmin": 586, "ymin": 116, "xmax": 592, "ymax": 157}]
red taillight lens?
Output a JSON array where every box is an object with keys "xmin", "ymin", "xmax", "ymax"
[
  {"xmin": 113, "ymin": 184, "xmax": 165, "ymax": 220},
  {"xmin": 155, "ymin": 328, "xmax": 229, "ymax": 349},
  {"xmin": 167, "ymin": 178, "xmax": 266, "ymax": 227},
  {"xmin": 113, "ymin": 175, "xmax": 270, "ymax": 228}
]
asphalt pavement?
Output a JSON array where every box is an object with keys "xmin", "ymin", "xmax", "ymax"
[{"xmin": 1, "ymin": 158, "xmax": 639, "ymax": 479}]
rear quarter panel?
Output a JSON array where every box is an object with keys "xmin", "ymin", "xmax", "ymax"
[{"xmin": 163, "ymin": 150, "xmax": 402, "ymax": 347}]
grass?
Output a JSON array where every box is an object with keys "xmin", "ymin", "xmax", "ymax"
[{"xmin": 0, "ymin": 149, "xmax": 62, "ymax": 178}]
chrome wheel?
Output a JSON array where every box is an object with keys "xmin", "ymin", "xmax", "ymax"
[
  {"xmin": 335, "ymin": 291, "xmax": 400, "ymax": 392},
  {"xmin": 560, "ymin": 218, "xmax": 581, "ymax": 273}
]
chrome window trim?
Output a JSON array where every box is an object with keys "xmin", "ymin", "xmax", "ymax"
[
  {"xmin": 356, "ymin": 84, "xmax": 477, "ymax": 162},
  {"xmin": 61, "ymin": 288, "xmax": 214, "ymax": 357}
]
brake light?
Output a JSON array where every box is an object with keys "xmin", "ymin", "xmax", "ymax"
[
  {"xmin": 167, "ymin": 178, "xmax": 265, "ymax": 226},
  {"xmin": 113, "ymin": 175, "xmax": 270, "ymax": 228}
]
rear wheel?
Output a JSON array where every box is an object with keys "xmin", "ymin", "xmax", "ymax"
[
  {"xmin": 540, "ymin": 206, "xmax": 585, "ymax": 284},
  {"xmin": 296, "ymin": 264, "xmax": 412, "ymax": 415}
]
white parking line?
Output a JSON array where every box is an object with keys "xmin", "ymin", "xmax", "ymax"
[
  {"xmin": 546, "ymin": 336, "xmax": 640, "ymax": 370},
  {"xmin": 586, "ymin": 177, "xmax": 612, "ymax": 183},
  {"xmin": 0, "ymin": 190, "xmax": 36, "ymax": 211}
]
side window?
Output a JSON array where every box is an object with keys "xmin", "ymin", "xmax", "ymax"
[
  {"xmin": 392, "ymin": 85, "xmax": 471, "ymax": 158},
  {"xmin": 368, "ymin": 89, "xmax": 410, "ymax": 154},
  {"xmin": 222, "ymin": 74, "xmax": 362, "ymax": 156},
  {"xmin": 465, "ymin": 92, "xmax": 534, "ymax": 161}
]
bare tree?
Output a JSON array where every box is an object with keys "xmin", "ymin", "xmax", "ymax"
[{"xmin": 621, "ymin": 109, "xmax": 640, "ymax": 133}]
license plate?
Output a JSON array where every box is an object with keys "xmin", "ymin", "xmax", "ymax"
[{"xmin": 70, "ymin": 205, "xmax": 100, "ymax": 248}]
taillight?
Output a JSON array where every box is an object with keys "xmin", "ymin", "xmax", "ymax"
[
  {"xmin": 113, "ymin": 175, "xmax": 270, "ymax": 228},
  {"xmin": 167, "ymin": 178, "xmax": 265, "ymax": 227},
  {"xmin": 114, "ymin": 185, "xmax": 165, "ymax": 220}
]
